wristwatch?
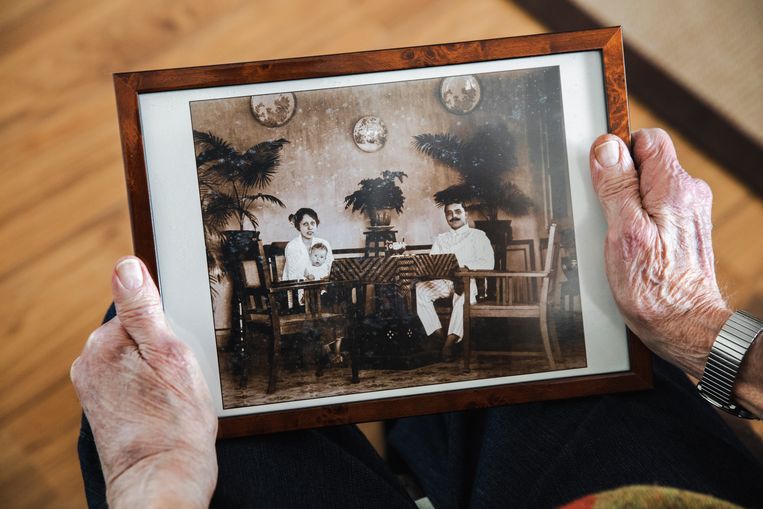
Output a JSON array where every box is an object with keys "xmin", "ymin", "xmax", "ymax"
[{"xmin": 697, "ymin": 310, "xmax": 762, "ymax": 419}]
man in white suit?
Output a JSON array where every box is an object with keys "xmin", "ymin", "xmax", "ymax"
[{"xmin": 416, "ymin": 201, "xmax": 495, "ymax": 361}]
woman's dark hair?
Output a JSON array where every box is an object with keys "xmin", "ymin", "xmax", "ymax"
[{"xmin": 288, "ymin": 208, "xmax": 320, "ymax": 230}]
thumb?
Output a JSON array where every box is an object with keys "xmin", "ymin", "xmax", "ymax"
[
  {"xmin": 112, "ymin": 256, "xmax": 168, "ymax": 344},
  {"xmin": 589, "ymin": 134, "xmax": 646, "ymax": 229}
]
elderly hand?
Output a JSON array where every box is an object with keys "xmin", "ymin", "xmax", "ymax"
[
  {"xmin": 70, "ymin": 257, "xmax": 218, "ymax": 508},
  {"xmin": 589, "ymin": 128, "xmax": 734, "ymax": 379}
]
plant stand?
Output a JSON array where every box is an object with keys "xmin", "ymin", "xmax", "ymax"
[
  {"xmin": 363, "ymin": 228, "xmax": 397, "ymax": 257},
  {"xmin": 221, "ymin": 230, "xmax": 260, "ymax": 386}
]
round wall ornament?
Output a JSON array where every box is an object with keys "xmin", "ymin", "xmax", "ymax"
[
  {"xmin": 250, "ymin": 93, "xmax": 296, "ymax": 127},
  {"xmin": 352, "ymin": 116, "xmax": 388, "ymax": 152},
  {"xmin": 440, "ymin": 75, "xmax": 481, "ymax": 114}
]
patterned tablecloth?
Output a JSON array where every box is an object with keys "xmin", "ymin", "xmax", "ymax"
[{"xmin": 330, "ymin": 253, "xmax": 459, "ymax": 298}]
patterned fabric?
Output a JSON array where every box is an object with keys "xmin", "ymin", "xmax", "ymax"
[
  {"xmin": 560, "ymin": 485, "xmax": 741, "ymax": 509},
  {"xmin": 330, "ymin": 254, "xmax": 459, "ymax": 294},
  {"xmin": 412, "ymin": 254, "xmax": 463, "ymax": 278}
]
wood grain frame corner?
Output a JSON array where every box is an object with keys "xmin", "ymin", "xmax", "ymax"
[{"xmin": 112, "ymin": 27, "xmax": 650, "ymax": 438}]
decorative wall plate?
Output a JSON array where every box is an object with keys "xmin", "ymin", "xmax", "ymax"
[
  {"xmin": 440, "ymin": 75, "xmax": 481, "ymax": 114},
  {"xmin": 250, "ymin": 92, "xmax": 296, "ymax": 127},
  {"xmin": 352, "ymin": 116, "xmax": 387, "ymax": 152}
]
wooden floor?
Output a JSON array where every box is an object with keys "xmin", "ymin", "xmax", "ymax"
[{"xmin": 1, "ymin": 1, "xmax": 760, "ymax": 507}]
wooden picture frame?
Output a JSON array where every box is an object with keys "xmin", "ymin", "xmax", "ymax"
[{"xmin": 114, "ymin": 27, "xmax": 651, "ymax": 438}]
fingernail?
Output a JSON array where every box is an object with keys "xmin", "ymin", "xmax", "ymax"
[
  {"xmin": 116, "ymin": 259, "xmax": 143, "ymax": 290},
  {"xmin": 595, "ymin": 140, "xmax": 620, "ymax": 167}
]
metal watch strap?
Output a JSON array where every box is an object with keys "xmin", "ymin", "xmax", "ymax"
[{"xmin": 697, "ymin": 310, "xmax": 762, "ymax": 419}]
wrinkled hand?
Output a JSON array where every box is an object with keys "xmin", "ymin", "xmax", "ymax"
[
  {"xmin": 71, "ymin": 257, "xmax": 218, "ymax": 508},
  {"xmin": 589, "ymin": 129, "xmax": 732, "ymax": 379}
]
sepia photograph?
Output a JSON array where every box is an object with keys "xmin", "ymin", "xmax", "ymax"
[
  {"xmin": 189, "ymin": 66, "xmax": 588, "ymax": 409},
  {"xmin": 125, "ymin": 31, "xmax": 643, "ymax": 432}
]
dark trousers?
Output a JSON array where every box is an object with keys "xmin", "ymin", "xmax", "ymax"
[{"xmin": 79, "ymin": 307, "xmax": 763, "ymax": 508}]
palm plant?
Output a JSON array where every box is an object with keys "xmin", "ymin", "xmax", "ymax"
[
  {"xmin": 194, "ymin": 130, "xmax": 289, "ymax": 235},
  {"xmin": 411, "ymin": 123, "xmax": 532, "ymax": 221},
  {"xmin": 194, "ymin": 130, "xmax": 289, "ymax": 286}
]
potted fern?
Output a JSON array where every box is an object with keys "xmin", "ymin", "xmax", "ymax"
[{"xmin": 344, "ymin": 170, "xmax": 408, "ymax": 226}]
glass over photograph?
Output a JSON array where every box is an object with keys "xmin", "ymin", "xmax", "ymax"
[{"xmin": 189, "ymin": 66, "xmax": 587, "ymax": 410}]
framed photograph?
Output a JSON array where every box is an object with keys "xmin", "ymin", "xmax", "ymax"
[{"xmin": 114, "ymin": 27, "xmax": 651, "ymax": 437}]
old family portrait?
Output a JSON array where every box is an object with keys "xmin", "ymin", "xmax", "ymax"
[{"xmin": 190, "ymin": 66, "xmax": 587, "ymax": 409}]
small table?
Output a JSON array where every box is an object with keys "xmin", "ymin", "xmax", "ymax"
[
  {"xmin": 331, "ymin": 253, "xmax": 460, "ymax": 381},
  {"xmin": 331, "ymin": 253, "xmax": 459, "ymax": 310}
]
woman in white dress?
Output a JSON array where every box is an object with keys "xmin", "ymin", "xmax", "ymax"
[
  {"xmin": 282, "ymin": 208, "xmax": 342, "ymax": 364},
  {"xmin": 282, "ymin": 208, "xmax": 334, "ymax": 281}
]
